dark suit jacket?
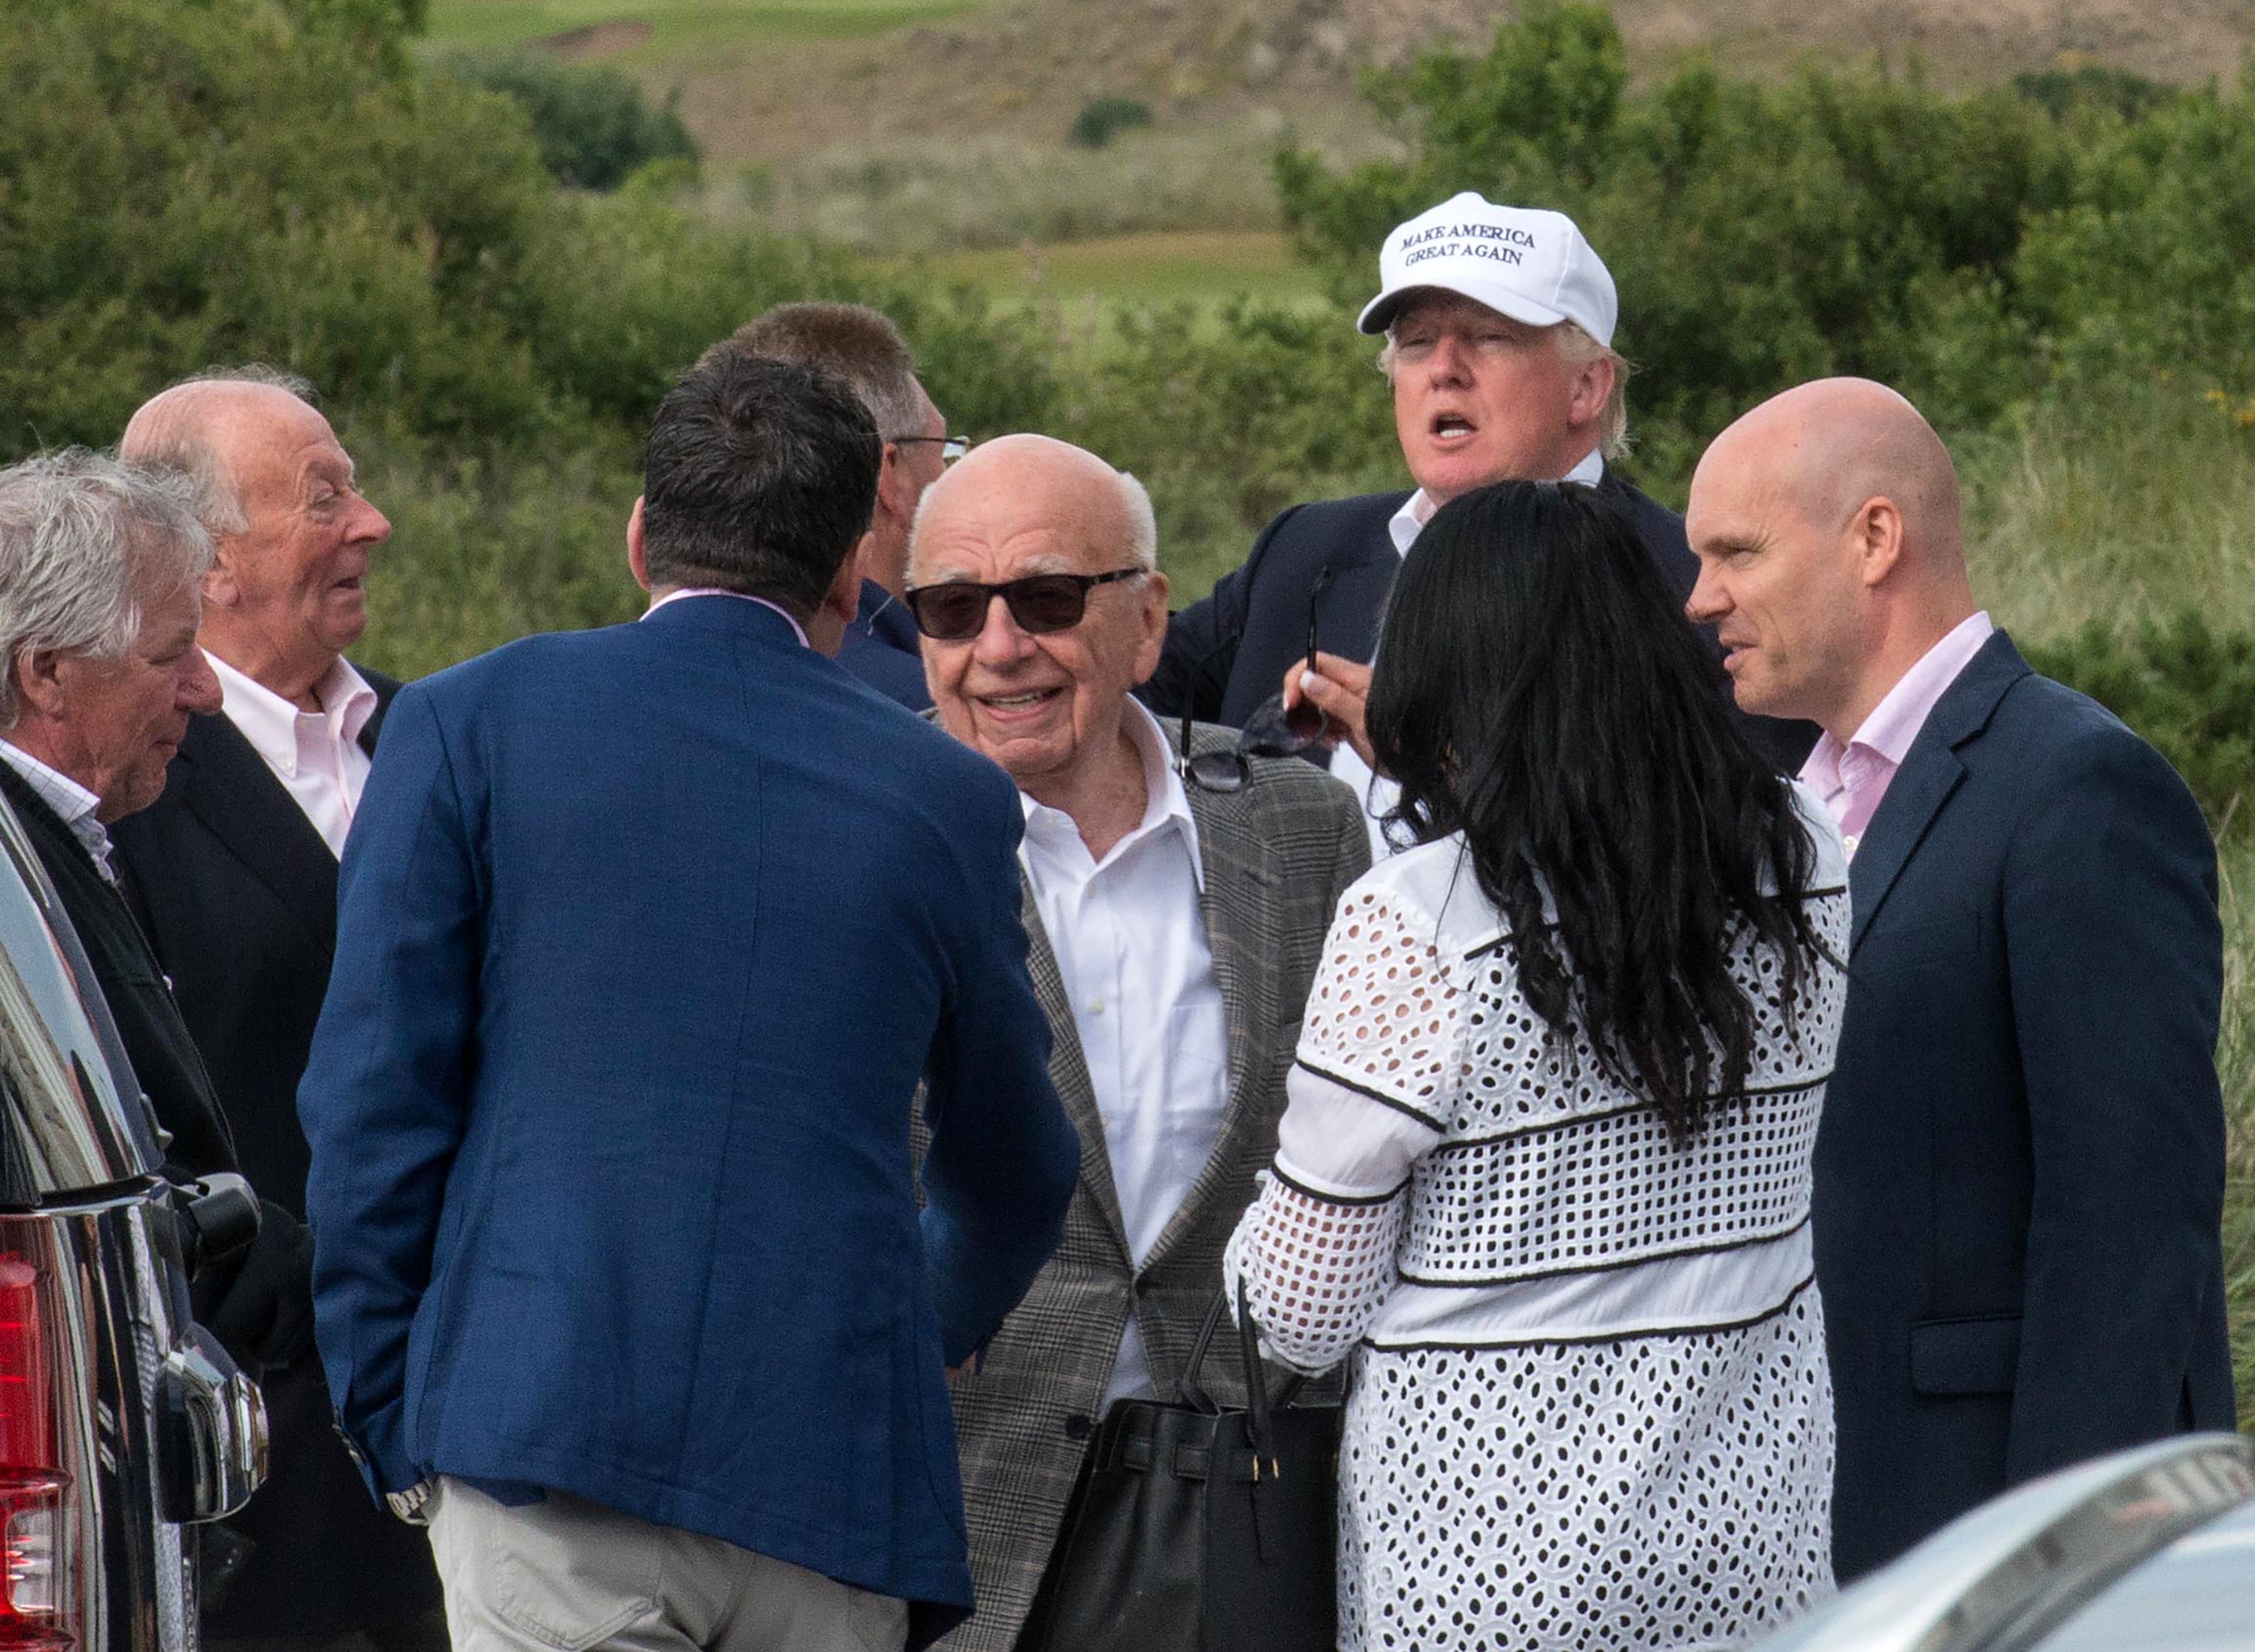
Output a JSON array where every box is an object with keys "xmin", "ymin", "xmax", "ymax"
[
  {"xmin": 0, "ymin": 761, "xmax": 318, "ymax": 1388},
  {"xmin": 109, "ymin": 672, "xmax": 442, "ymax": 1638},
  {"xmin": 0, "ymin": 761, "xmax": 238, "ymax": 1188},
  {"xmin": 937, "ymin": 727, "xmax": 1370, "ymax": 1651},
  {"xmin": 1143, "ymin": 480, "xmax": 1818, "ymax": 773},
  {"xmin": 1815, "ymin": 629, "xmax": 2234, "ymax": 1582},
  {"xmin": 838, "ymin": 578, "xmax": 932, "ymax": 712},
  {"xmin": 299, "ymin": 598, "xmax": 1079, "ymax": 1647}
]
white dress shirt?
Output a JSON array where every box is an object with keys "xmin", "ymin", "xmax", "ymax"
[
  {"xmin": 0, "ymin": 742, "xmax": 114, "ymax": 880},
  {"xmin": 1335, "ymin": 448, "xmax": 1608, "ymax": 859},
  {"xmin": 209, "ymin": 653, "xmax": 378, "ymax": 860},
  {"xmin": 1018, "ymin": 698, "xmax": 1230, "ymax": 1406}
]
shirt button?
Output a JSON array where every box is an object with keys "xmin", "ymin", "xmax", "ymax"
[{"xmin": 1088, "ymin": 998, "xmax": 1106, "ymax": 1015}]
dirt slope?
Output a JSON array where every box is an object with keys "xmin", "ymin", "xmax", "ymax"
[{"xmin": 645, "ymin": 0, "xmax": 2255, "ymax": 163}]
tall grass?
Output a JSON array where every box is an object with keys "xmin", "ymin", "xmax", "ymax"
[
  {"xmin": 1963, "ymin": 382, "xmax": 2255, "ymax": 643},
  {"xmin": 722, "ymin": 123, "xmax": 1343, "ymax": 254},
  {"xmin": 2222, "ymin": 843, "xmax": 2254, "ymax": 1421}
]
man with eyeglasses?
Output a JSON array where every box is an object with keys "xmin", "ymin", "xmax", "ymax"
[
  {"xmin": 907, "ymin": 434, "xmax": 1368, "ymax": 1651},
  {"xmin": 701, "ymin": 301, "xmax": 960, "ymax": 710},
  {"xmin": 1143, "ymin": 192, "xmax": 1815, "ymax": 856}
]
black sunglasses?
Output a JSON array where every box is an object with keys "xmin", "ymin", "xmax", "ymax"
[
  {"xmin": 1180, "ymin": 566, "xmax": 1335, "ymax": 793},
  {"xmin": 904, "ymin": 567, "xmax": 1146, "ymax": 642}
]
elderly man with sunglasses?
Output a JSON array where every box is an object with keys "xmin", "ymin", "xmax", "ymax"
[{"xmin": 906, "ymin": 434, "xmax": 1369, "ymax": 1651}]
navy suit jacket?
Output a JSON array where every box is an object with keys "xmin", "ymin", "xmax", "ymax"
[
  {"xmin": 1816, "ymin": 629, "xmax": 2233, "ymax": 1581},
  {"xmin": 838, "ymin": 578, "xmax": 931, "ymax": 712},
  {"xmin": 299, "ymin": 598, "xmax": 1079, "ymax": 1641},
  {"xmin": 1143, "ymin": 482, "xmax": 1818, "ymax": 773}
]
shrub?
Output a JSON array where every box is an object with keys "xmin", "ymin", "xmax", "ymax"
[
  {"xmin": 440, "ymin": 51, "xmax": 699, "ymax": 192},
  {"xmin": 2026, "ymin": 613, "xmax": 2255, "ymax": 840},
  {"xmin": 1070, "ymin": 97, "xmax": 1154, "ymax": 150}
]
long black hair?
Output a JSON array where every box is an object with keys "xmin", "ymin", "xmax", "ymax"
[{"xmin": 1366, "ymin": 480, "xmax": 1825, "ymax": 1143}]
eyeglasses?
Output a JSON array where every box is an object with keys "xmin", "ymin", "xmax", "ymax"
[
  {"xmin": 889, "ymin": 434, "xmax": 972, "ymax": 463},
  {"xmin": 1179, "ymin": 566, "xmax": 1335, "ymax": 793},
  {"xmin": 904, "ymin": 567, "xmax": 1146, "ymax": 642}
]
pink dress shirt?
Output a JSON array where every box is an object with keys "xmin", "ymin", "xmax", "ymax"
[
  {"xmin": 209, "ymin": 652, "xmax": 379, "ymax": 860},
  {"xmin": 1799, "ymin": 611, "xmax": 1995, "ymax": 856}
]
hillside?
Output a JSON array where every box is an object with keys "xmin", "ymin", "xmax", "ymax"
[{"xmin": 537, "ymin": 0, "xmax": 2255, "ymax": 162}]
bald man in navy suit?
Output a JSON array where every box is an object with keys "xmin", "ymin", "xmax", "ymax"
[{"xmin": 1685, "ymin": 377, "xmax": 2233, "ymax": 1581}]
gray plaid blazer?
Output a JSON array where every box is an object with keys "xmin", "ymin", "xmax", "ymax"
[{"xmin": 934, "ymin": 725, "xmax": 1370, "ymax": 1652}]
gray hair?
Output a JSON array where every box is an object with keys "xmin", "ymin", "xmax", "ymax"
[
  {"xmin": 704, "ymin": 304, "xmax": 928, "ymax": 441},
  {"xmin": 1379, "ymin": 316, "xmax": 1633, "ymax": 463},
  {"xmin": 118, "ymin": 364, "xmax": 318, "ymax": 537},
  {"xmin": 0, "ymin": 450, "xmax": 213, "ymax": 728}
]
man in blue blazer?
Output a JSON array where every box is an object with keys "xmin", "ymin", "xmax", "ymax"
[
  {"xmin": 1686, "ymin": 377, "xmax": 2233, "ymax": 1583},
  {"xmin": 299, "ymin": 354, "xmax": 1080, "ymax": 1652}
]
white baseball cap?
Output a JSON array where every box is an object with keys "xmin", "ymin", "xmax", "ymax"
[{"xmin": 1357, "ymin": 192, "xmax": 1618, "ymax": 347}]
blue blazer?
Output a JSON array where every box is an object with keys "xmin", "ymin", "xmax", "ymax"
[
  {"xmin": 1815, "ymin": 629, "xmax": 2233, "ymax": 1582},
  {"xmin": 837, "ymin": 578, "xmax": 932, "ymax": 712},
  {"xmin": 300, "ymin": 597, "xmax": 1079, "ymax": 1641}
]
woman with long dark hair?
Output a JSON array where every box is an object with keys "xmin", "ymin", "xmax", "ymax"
[{"xmin": 1225, "ymin": 480, "xmax": 1850, "ymax": 1650}]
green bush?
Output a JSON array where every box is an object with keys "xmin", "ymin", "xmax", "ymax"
[
  {"xmin": 2026, "ymin": 613, "xmax": 2255, "ymax": 840},
  {"xmin": 1070, "ymin": 97, "xmax": 1154, "ymax": 150},
  {"xmin": 440, "ymin": 51, "xmax": 699, "ymax": 192}
]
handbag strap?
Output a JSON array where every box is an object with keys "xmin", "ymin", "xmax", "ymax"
[
  {"xmin": 1176, "ymin": 1291, "xmax": 1231, "ymax": 1415},
  {"xmin": 1178, "ymin": 1281, "xmax": 1311, "ymax": 1471},
  {"xmin": 1236, "ymin": 1276, "xmax": 1279, "ymax": 1479}
]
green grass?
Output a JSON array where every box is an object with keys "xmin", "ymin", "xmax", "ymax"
[
  {"xmin": 867, "ymin": 231, "xmax": 1324, "ymax": 331},
  {"xmin": 2221, "ymin": 840, "xmax": 2253, "ymax": 1426},
  {"xmin": 422, "ymin": 0, "xmax": 988, "ymax": 54},
  {"xmin": 723, "ymin": 123, "xmax": 1312, "ymax": 254}
]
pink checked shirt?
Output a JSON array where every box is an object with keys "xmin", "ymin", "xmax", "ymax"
[{"xmin": 1799, "ymin": 611, "xmax": 1994, "ymax": 858}]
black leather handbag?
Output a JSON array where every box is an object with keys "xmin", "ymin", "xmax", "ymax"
[{"xmin": 1027, "ymin": 1281, "xmax": 1341, "ymax": 1652}]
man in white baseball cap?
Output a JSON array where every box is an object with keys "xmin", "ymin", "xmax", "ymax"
[{"xmin": 1146, "ymin": 192, "xmax": 1814, "ymax": 852}]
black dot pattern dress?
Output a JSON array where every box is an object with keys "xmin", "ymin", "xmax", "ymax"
[{"xmin": 1225, "ymin": 795, "xmax": 1851, "ymax": 1651}]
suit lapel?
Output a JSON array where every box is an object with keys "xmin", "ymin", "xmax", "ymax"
[
  {"xmin": 357, "ymin": 667, "xmax": 401, "ymax": 756},
  {"xmin": 1849, "ymin": 631, "xmax": 2030, "ymax": 951},
  {"xmin": 1327, "ymin": 532, "xmax": 1402, "ymax": 667},
  {"xmin": 169, "ymin": 713, "xmax": 341, "ymax": 953},
  {"xmin": 1143, "ymin": 734, "xmax": 1278, "ymax": 1272},
  {"xmin": 1019, "ymin": 876, "xmax": 1131, "ymax": 1256}
]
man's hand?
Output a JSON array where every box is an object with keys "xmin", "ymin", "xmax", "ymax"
[{"xmin": 1282, "ymin": 652, "xmax": 1377, "ymax": 770}]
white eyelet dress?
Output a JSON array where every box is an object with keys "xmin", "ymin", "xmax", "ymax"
[{"xmin": 1224, "ymin": 794, "xmax": 1851, "ymax": 1651}]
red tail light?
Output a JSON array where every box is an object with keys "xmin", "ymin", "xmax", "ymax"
[{"xmin": 0, "ymin": 1257, "xmax": 71, "ymax": 1652}]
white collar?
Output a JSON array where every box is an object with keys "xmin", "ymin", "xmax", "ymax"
[
  {"xmin": 1019, "ymin": 697, "xmax": 1204, "ymax": 891},
  {"xmin": 0, "ymin": 741, "xmax": 113, "ymax": 876},
  {"xmin": 208, "ymin": 652, "xmax": 377, "ymax": 771},
  {"xmin": 1387, "ymin": 448, "xmax": 1607, "ymax": 558}
]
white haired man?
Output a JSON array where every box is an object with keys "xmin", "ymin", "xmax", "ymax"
[
  {"xmin": 1144, "ymin": 192, "xmax": 1815, "ymax": 853},
  {"xmin": 909, "ymin": 435, "xmax": 1368, "ymax": 1648}
]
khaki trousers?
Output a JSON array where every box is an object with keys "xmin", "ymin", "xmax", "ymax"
[{"xmin": 426, "ymin": 1479, "xmax": 907, "ymax": 1652}]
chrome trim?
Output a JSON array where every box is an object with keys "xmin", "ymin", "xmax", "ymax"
[
  {"xmin": 1757, "ymin": 1434, "xmax": 2255, "ymax": 1652},
  {"xmin": 156, "ymin": 1326, "xmax": 266, "ymax": 1523}
]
